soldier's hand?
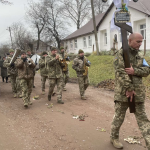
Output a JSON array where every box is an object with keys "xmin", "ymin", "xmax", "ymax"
[
  {"xmin": 125, "ymin": 66, "xmax": 134, "ymax": 75},
  {"xmin": 126, "ymin": 90, "xmax": 136, "ymax": 102},
  {"xmin": 23, "ymin": 57, "xmax": 27, "ymax": 62},
  {"xmin": 56, "ymin": 55, "xmax": 59, "ymax": 60}
]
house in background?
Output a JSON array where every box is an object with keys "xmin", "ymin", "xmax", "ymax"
[
  {"xmin": 63, "ymin": 0, "xmax": 150, "ymax": 54},
  {"xmin": 32, "ymin": 40, "xmax": 51, "ymax": 53}
]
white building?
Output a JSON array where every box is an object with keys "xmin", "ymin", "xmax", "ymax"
[{"xmin": 63, "ymin": 0, "xmax": 150, "ymax": 54}]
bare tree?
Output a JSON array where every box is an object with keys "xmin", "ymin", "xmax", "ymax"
[
  {"xmin": 93, "ymin": 0, "xmax": 109, "ymax": 15},
  {"xmin": 42, "ymin": 0, "xmax": 69, "ymax": 49},
  {"xmin": 61, "ymin": 0, "xmax": 91, "ymax": 29},
  {"xmin": 26, "ymin": 1, "xmax": 47, "ymax": 51},
  {"xmin": 0, "ymin": 43, "xmax": 10, "ymax": 57},
  {"xmin": 11, "ymin": 23, "xmax": 33, "ymax": 51}
]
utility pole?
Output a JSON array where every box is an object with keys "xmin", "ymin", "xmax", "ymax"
[
  {"xmin": 91, "ymin": 0, "xmax": 99, "ymax": 55},
  {"xmin": 7, "ymin": 27, "xmax": 13, "ymax": 48}
]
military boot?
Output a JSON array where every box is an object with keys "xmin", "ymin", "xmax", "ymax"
[
  {"xmin": 48, "ymin": 95, "xmax": 51, "ymax": 101},
  {"xmin": 110, "ymin": 138, "xmax": 123, "ymax": 149},
  {"xmin": 52, "ymin": 92, "xmax": 56, "ymax": 96},
  {"xmin": 81, "ymin": 96, "xmax": 86, "ymax": 100},
  {"xmin": 19, "ymin": 94, "xmax": 22, "ymax": 98},
  {"xmin": 57, "ymin": 100, "xmax": 64, "ymax": 104},
  {"xmin": 24, "ymin": 103, "xmax": 28, "ymax": 108},
  {"xmin": 42, "ymin": 91, "xmax": 45, "ymax": 95},
  {"xmin": 63, "ymin": 87, "xmax": 67, "ymax": 91},
  {"xmin": 13, "ymin": 93, "xmax": 17, "ymax": 98}
]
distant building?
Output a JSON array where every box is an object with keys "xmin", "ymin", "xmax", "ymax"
[
  {"xmin": 32, "ymin": 40, "xmax": 51, "ymax": 52},
  {"xmin": 63, "ymin": 0, "xmax": 150, "ymax": 53}
]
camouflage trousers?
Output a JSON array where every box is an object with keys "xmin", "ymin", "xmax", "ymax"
[
  {"xmin": 16, "ymin": 77, "xmax": 22, "ymax": 95},
  {"xmin": 20, "ymin": 78, "xmax": 33, "ymax": 104},
  {"xmin": 111, "ymin": 102, "xmax": 150, "ymax": 150},
  {"xmin": 78, "ymin": 76, "xmax": 89, "ymax": 97},
  {"xmin": 48, "ymin": 78, "xmax": 63, "ymax": 101},
  {"xmin": 41, "ymin": 76, "xmax": 48, "ymax": 91},
  {"xmin": 62, "ymin": 71, "xmax": 69, "ymax": 88},
  {"xmin": 10, "ymin": 75, "xmax": 17, "ymax": 94}
]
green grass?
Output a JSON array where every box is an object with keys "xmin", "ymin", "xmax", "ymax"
[{"xmin": 68, "ymin": 55, "xmax": 150, "ymax": 89}]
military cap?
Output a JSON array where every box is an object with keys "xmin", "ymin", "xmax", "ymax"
[
  {"xmin": 60, "ymin": 46, "xmax": 64, "ymax": 50},
  {"xmin": 27, "ymin": 50, "xmax": 31, "ymax": 52},
  {"xmin": 20, "ymin": 51, "xmax": 26, "ymax": 55},
  {"xmin": 42, "ymin": 51, "xmax": 48, "ymax": 55},
  {"xmin": 9, "ymin": 49, "xmax": 14, "ymax": 53},
  {"xmin": 78, "ymin": 49, "xmax": 84, "ymax": 54},
  {"xmin": 51, "ymin": 47, "xmax": 57, "ymax": 51}
]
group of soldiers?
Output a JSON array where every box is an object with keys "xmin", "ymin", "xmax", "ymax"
[
  {"xmin": 2, "ymin": 32, "xmax": 150, "ymax": 150},
  {"xmin": 39, "ymin": 47, "xmax": 91, "ymax": 103},
  {"xmin": 2, "ymin": 47, "xmax": 91, "ymax": 107}
]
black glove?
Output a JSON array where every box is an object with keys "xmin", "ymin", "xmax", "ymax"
[
  {"xmin": 23, "ymin": 57, "xmax": 27, "ymax": 62},
  {"xmin": 10, "ymin": 63, "xmax": 15, "ymax": 67}
]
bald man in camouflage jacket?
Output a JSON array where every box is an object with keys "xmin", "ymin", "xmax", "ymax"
[
  {"xmin": 72, "ymin": 49, "xmax": 91, "ymax": 100},
  {"xmin": 111, "ymin": 33, "xmax": 150, "ymax": 150}
]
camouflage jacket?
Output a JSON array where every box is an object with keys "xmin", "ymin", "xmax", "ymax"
[
  {"xmin": 39, "ymin": 56, "xmax": 48, "ymax": 77},
  {"xmin": 72, "ymin": 55, "xmax": 90, "ymax": 77},
  {"xmin": 3, "ymin": 55, "xmax": 18, "ymax": 76},
  {"xmin": 114, "ymin": 47, "xmax": 150, "ymax": 102},
  {"xmin": 59, "ymin": 51, "xmax": 69, "ymax": 72},
  {"xmin": 46, "ymin": 54, "xmax": 64, "ymax": 78},
  {"xmin": 15, "ymin": 58, "xmax": 35, "ymax": 79}
]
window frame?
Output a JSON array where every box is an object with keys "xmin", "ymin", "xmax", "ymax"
[
  {"xmin": 74, "ymin": 39, "xmax": 77, "ymax": 49},
  {"xmin": 83, "ymin": 37, "xmax": 87, "ymax": 48},
  {"xmin": 70, "ymin": 40, "xmax": 73, "ymax": 49},
  {"xmin": 104, "ymin": 32, "xmax": 107, "ymax": 45},
  {"xmin": 140, "ymin": 24, "xmax": 146, "ymax": 40},
  {"xmin": 88, "ymin": 36, "xmax": 92, "ymax": 47}
]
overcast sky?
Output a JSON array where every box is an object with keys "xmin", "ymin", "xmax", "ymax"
[
  {"xmin": 0, "ymin": 0, "xmax": 113, "ymax": 46},
  {"xmin": 0, "ymin": 0, "xmax": 40, "ymax": 45}
]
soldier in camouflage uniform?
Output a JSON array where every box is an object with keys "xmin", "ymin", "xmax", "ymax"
[
  {"xmin": 111, "ymin": 33, "xmax": 150, "ymax": 149},
  {"xmin": 72, "ymin": 49, "xmax": 91, "ymax": 100},
  {"xmin": 59, "ymin": 46, "xmax": 70, "ymax": 91},
  {"xmin": 39, "ymin": 51, "xmax": 48, "ymax": 95},
  {"xmin": 27, "ymin": 50, "xmax": 36, "ymax": 88},
  {"xmin": 15, "ymin": 51, "xmax": 35, "ymax": 108},
  {"xmin": 3, "ymin": 49, "xmax": 18, "ymax": 97},
  {"xmin": 46, "ymin": 47, "xmax": 64, "ymax": 104}
]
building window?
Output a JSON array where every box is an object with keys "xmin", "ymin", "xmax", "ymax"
[
  {"xmin": 88, "ymin": 36, "xmax": 92, "ymax": 46},
  {"xmin": 74, "ymin": 39, "xmax": 77, "ymax": 48},
  {"xmin": 140, "ymin": 24, "xmax": 146, "ymax": 39},
  {"xmin": 83, "ymin": 37, "xmax": 87, "ymax": 47},
  {"xmin": 70, "ymin": 40, "xmax": 73, "ymax": 49},
  {"xmin": 104, "ymin": 32, "xmax": 107, "ymax": 45}
]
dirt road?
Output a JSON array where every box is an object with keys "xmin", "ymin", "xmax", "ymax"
[{"xmin": 0, "ymin": 74, "xmax": 149, "ymax": 150}]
